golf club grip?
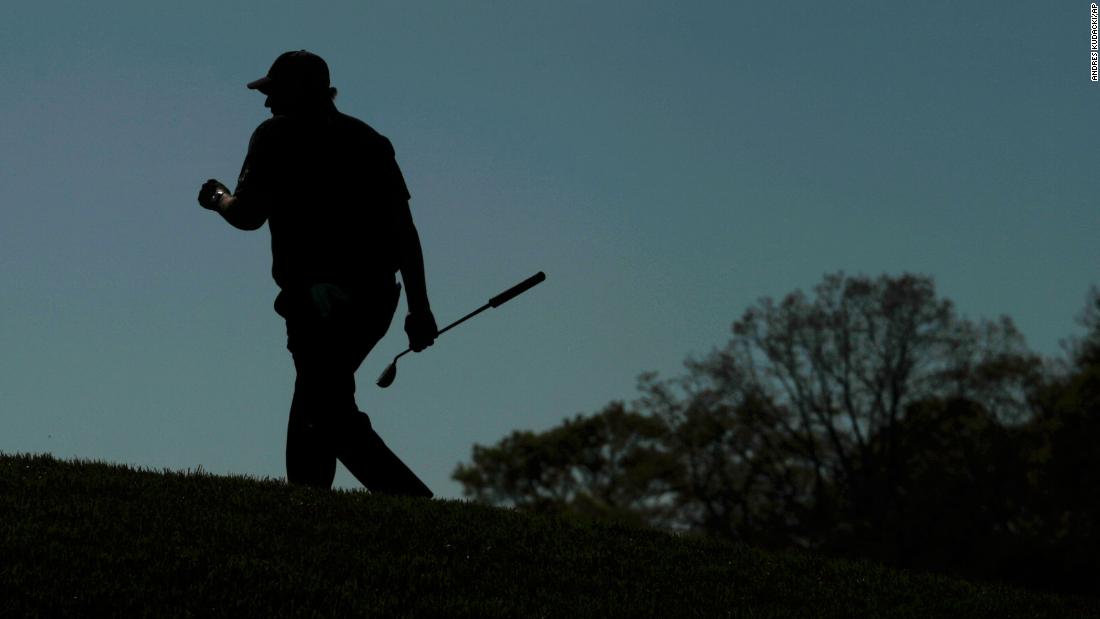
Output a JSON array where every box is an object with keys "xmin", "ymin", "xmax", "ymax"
[{"xmin": 489, "ymin": 272, "xmax": 546, "ymax": 308}]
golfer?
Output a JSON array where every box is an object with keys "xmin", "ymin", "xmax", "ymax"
[{"xmin": 197, "ymin": 50, "xmax": 437, "ymax": 496}]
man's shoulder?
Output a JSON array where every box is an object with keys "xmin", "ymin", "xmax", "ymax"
[
  {"xmin": 250, "ymin": 111, "xmax": 396, "ymax": 157},
  {"xmin": 255, "ymin": 115, "xmax": 294, "ymax": 133},
  {"xmin": 335, "ymin": 112, "xmax": 394, "ymax": 152},
  {"xmin": 249, "ymin": 116, "xmax": 295, "ymax": 148},
  {"xmin": 334, "ymin": 111, "xmax": 375, "ymax": 134}
]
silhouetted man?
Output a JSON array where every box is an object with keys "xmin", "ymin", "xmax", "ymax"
[{"xmin": 197, "ymin": 50, "xmax": 437, "ymax": 497}]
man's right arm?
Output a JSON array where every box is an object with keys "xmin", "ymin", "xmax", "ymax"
[
  {"xmin": 197, "ymin": 123, "xmax": 275, "ymax": 230},
  {"xmin": 214, "ymin": 190, "xmax": 268, "ymax": 230}
]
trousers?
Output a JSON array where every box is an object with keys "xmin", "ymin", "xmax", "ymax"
[{"xmin": 276, "ymin": 281, "xmax": 432, "ymax": 497}]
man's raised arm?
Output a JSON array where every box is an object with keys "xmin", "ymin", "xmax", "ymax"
[{"xmin": 198, "ymin": 179, "xmax": 268, "ymax": 230}]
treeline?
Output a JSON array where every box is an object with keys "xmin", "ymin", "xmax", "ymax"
[{"xmin": 453, "ymin": 273, "xmax": 1100, "ymax": 596}]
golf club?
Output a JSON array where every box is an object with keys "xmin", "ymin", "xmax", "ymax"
[{"xmin": 376, "ymin": 271, "xmax": 546, "ymax": 388}]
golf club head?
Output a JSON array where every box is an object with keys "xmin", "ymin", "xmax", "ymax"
[{"xmin": 376, "ymin": 362, "xmax": 398, "ymax": 388}]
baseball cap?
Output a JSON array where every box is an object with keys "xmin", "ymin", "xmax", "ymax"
[{"xmin": 246, "ymin": 50, "xmax": 330, "ymax": 95}]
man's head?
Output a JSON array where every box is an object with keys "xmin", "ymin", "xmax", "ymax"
[{"xmin": 248, "ymin": 50, "xmax": 337, "ymax": 116}]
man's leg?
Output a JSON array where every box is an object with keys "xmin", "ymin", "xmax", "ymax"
[
  {"xmin": 295, "ymin": 344, "xmax": 431, "ymax": 497},
  {"xmin": 285, "ymin": 373, "xmax": 338, "ymax": 489},
  {"xmin": 332, "ymin": 412, "xmax": 433, "ymax": 497},
  {"xmin": 333, "ymin": 293, "xmax": 433, "ymax": 498},
  {"xmin": 284, "ymin": 282, "xmax": 432, "ymax": 496}
]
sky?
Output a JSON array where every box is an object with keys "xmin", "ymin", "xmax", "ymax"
[{"xmin": 1, "ymin": 2, "xmax": 1097, "ymax": 498}]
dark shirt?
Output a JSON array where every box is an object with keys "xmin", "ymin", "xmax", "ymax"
[{"xmin": 226, "ymin": 103, "xmax": 412, "ymax": 292}]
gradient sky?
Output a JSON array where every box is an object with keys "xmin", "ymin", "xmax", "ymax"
[{"xmin": 2, "ymin": 2, "xmax": 1097, "ymax": 498}]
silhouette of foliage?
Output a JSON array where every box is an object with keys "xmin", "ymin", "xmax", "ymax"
[
  {"xmin": 453, "ymin": 402, "xmax": 676, "ymax": 527},
  {"xmin": 454, "ymin": 272, "xmax": 1099, "ymax": 595},
  {"xmin": 1063, "ymin": 285, "xmax": 1100, "ymax": 369}
]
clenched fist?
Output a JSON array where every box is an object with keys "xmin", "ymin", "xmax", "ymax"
[{"xmin": 197, "ymin": 179, "xmax": 230, "ymax": 211}]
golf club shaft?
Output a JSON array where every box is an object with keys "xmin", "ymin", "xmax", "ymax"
[
  {"xmin": 388, "ymin": 305, "xmax": 489, "ymax": 362},
  {"xmin": 436, "ymin": 303, "xmax": 491, "ymax": 339},
  {"xmin": 391, "ymin": 271, "xmax": 546, "ymax": 358}
]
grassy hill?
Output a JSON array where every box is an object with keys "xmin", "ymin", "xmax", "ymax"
[{"xmin": 0, "ymin": 453, "xmax": 1093, "ymax": 617}]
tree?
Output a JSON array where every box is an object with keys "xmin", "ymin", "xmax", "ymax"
[
  {"xmin": 1020, "ymin": 285, "xmax": 1100, "ymax": 594},
  {"xmin": 635, "ymin": 370, "xmax": 814, "ymax": 545},
  {"xmin": 452, "ymin": 402, "xmax": 675, "ymax": 527},
  {"xmin": 454, "ymin": 277, "xmax": 1100, "ymax": 594},
  {"xmin": 1063, "ymin": 285, "xmax": 1100, "ymax": 369},
  {"xmin": 850, "ymin": 395, "xmax": 1034, "ymax": 577},
  {"xmin": 454, "ymin": 272, "xmax": 1042, "ymax": 552},
  {"xmin": 644, "ymin": 273, "xmax": 1041, "ymax": 546}
]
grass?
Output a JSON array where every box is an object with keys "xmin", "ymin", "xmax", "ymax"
[{"xmin": 0, "ymin": 453, "xmax": 1094, "ymax": 618}]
